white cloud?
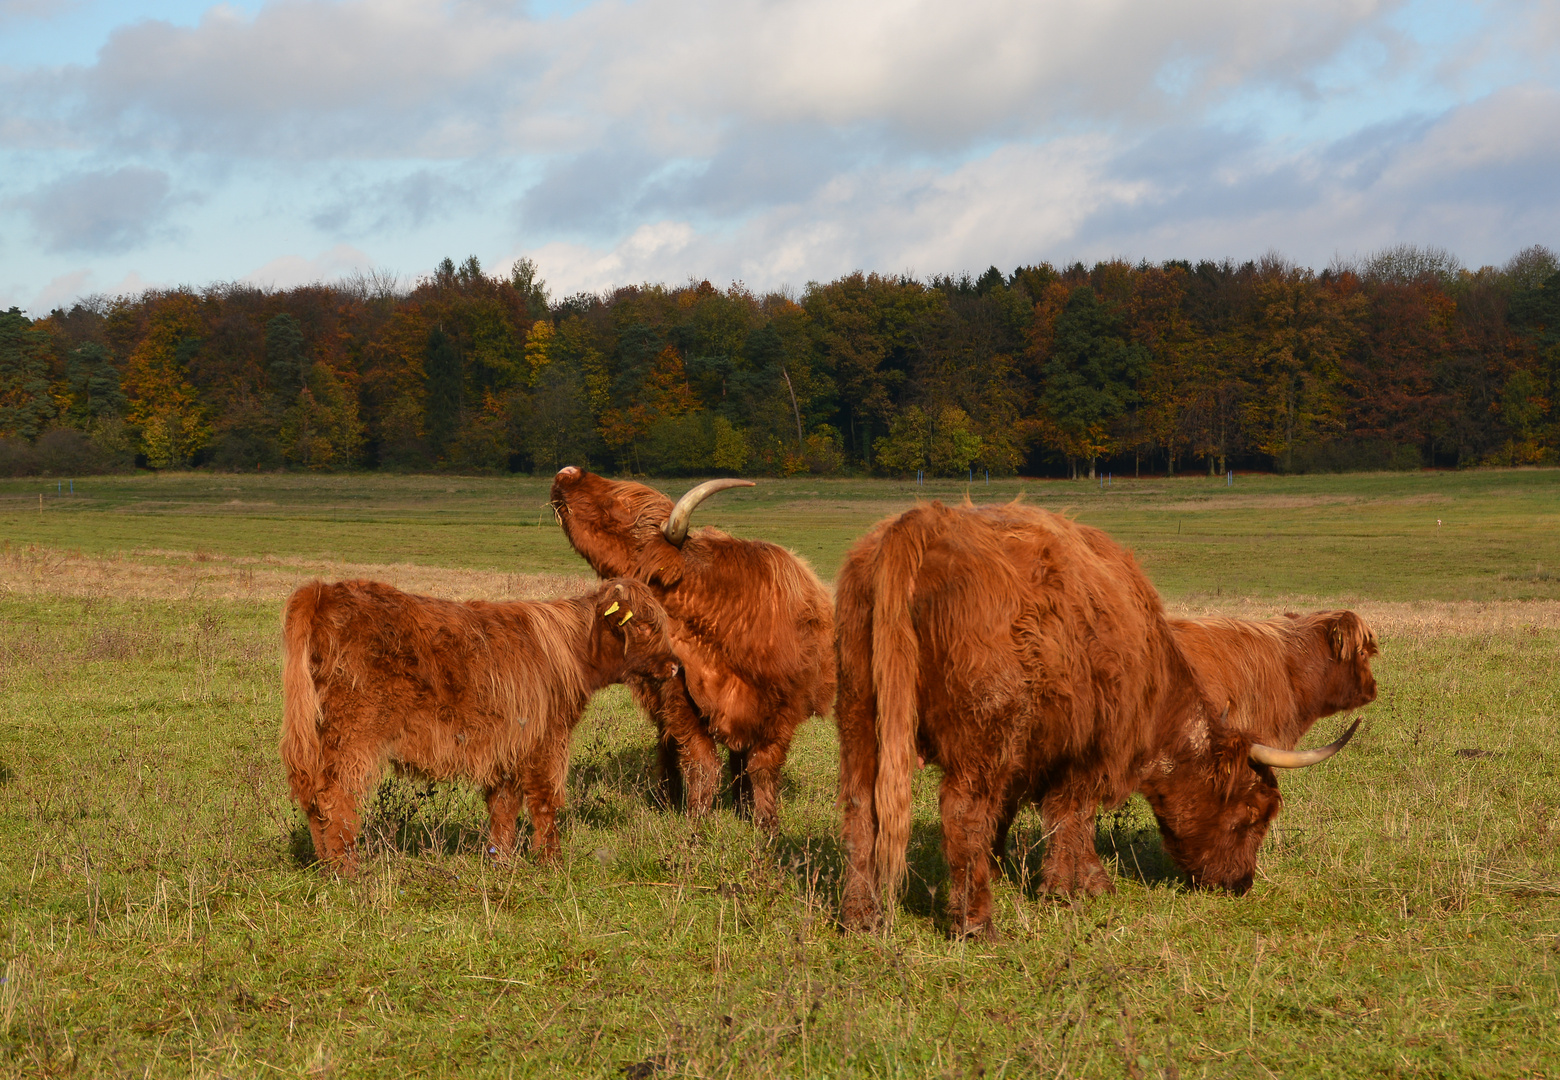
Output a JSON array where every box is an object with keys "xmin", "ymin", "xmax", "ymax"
[
  {"xmin": 517, "ymin": 86, "xmax": 1560, "ymax": 295},
  {"xmin": 581, "ymin": 0, "xmax": 1393, "ymax": 140},
  {"xmin": 27, "ymin": 268, "xmax": 93, "ymax": 314},
  {"xmin": 1381, "ymin": 82, "xmax": 1560, "ymax": 178},
  {"xmin": 8, "ymin": 0, "xmax": 1415, "ymax": 162},
  {"xmin": 521, "ymin": 136, "xmax": 1139, "ymax": 293},
  {"xmin": 0, "ymin": 0, "xmax": 73, "ymax": 17},
  {"xmin": 240, "ymin": 244, "xmax": 376, "ymax": 290},
  {"xmin": 1, "ymin": 0, "xmax": 1557, "ymax": 309},
  {"xmin": 106, "ymin": 270, "xmax": 152, "ymax": 297}
]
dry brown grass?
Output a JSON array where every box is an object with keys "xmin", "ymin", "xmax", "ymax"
[
  {"xmin": 8, "ymin": 541, "xmax": 1558, "ymax": 641},
  {"xmin": 1165, "ymin": 595, "xmax": 1560, "ymax": 637},
  {"xmin": 0, "ymin": 543, "xmax": 597, "ymax": 606}
]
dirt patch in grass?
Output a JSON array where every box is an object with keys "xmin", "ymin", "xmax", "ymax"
[{"xmin": 1155, "ymin": 494, "xmax": 1368, "ymax": 512}]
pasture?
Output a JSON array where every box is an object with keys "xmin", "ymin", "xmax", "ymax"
[{"xmin": 1, "ymin": 469, "xmax": 1557, "ymax": 1078}]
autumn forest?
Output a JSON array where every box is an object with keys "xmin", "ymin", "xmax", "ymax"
[{"xmin": 2, "ymin": 244, "xmax": 1558, "ymax": 479}]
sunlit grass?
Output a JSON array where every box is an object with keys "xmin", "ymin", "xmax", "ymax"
[{"xmin": 0, "ymin": 470, "xmax": 1557, "ymax": 1076}]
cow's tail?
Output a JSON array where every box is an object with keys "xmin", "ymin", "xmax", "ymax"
[
  {"xmin": 279, "ymin": 582, "xmax": 327, "ymax": 810},
  {"xmin": 870, "ymin": 509, "xmax": 933, "ymax": 901}
]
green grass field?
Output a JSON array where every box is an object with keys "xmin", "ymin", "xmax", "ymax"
[{"xmin": 1, "ymin": 469, "xmax": 1558, "ymax": 1077}]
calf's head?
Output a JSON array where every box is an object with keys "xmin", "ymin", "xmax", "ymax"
[
  {"xmin": 1292, "ymin": 609, "xmax": 1379, "ymax": 713},
  {"xmin": 593, "ymin": 578, "xmax": 681, "ymax": 682}
]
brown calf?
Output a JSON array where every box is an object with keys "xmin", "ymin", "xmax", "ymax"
[
  {"xmin": 280, "ymin": 576, "xmax": 682, "ymax": 872},
  {"xmin": 1170, "ymin": 610, "xmax": 1378, "ymax": 749}
]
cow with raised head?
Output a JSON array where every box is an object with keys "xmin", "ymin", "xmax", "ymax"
[
  {"xmin": 549, "ymin": 467, "xmax": 836, "ymax": 832},
  {"xmin": 280, "ymin": 576, "xmax": 687, "ymax": 873},
  {"xmin": 835, "ymin": 500, "xmax": 1358, "ymax": 937},
  {"xmin": 1170, "ymin": 610, "xmax": 1378, "ymax": 749}
]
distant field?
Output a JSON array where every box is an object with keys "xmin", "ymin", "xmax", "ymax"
[
  {"xmin": 1, "ymin": 469, "xmax": 1557, "ymax": 1077},
  {"xmin": 3, "ymin": 466, "xmax": 1558, "ymax": 600}
]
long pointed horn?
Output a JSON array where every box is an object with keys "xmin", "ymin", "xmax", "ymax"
[
  {"xmin": 1249, "ymin": 718, "xmax": 1361, "ymax": 769},
  {"xmin": 662, "ymin": 478, "xmax": 755, "ymax": 547}
]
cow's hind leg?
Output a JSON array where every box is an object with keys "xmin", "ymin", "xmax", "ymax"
[
  {"xmin": 522, "ymin": 721, "xmax": 571, "ymax": 860},
  {"xmin": 939, "ymin": 773, "xmax": 1002, "ymax": 938},
  {"xmin": 837, "ymin": 699, "xmax": 881, "ymax": 931},
  {"xmin": 310, "ymin": 783, "xmax": 363, "ymax": 875},
  {"xmin": 1038, "ymin": 781, "xmax": 1113, "ymax": 897},
  {"xmin": 299, "ymin": 796, "xmax": 329, "ymax": 867}
]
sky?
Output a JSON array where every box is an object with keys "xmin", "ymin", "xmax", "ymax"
[{"xmin": 2, "ymin": 0, "xmax": 1558, "ymax": 314}]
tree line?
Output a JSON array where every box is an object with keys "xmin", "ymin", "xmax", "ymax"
[{"xmin": 2, "ymin": 245, "xmax": 1557, "ymax": 479}]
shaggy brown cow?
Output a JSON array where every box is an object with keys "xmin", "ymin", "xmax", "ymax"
[
  {"xmin": 835, "ymin": 500, "xmax": 1358, "ymax": 936},
  {"xmin": 1170, "ymin": 610, "xmax": 1378, "ymax": 749},
  {"xmin": 280, "ymin": 576, "xmax": 688, "ymax": 873},
  {"xmin": 550, "ymin": 467, "xmax": 836, "ymax": 832}
]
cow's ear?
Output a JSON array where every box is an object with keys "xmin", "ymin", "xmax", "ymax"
[{"xmin": 1326, "ymin": 613, "xmax": 1366, "ymax": 661}]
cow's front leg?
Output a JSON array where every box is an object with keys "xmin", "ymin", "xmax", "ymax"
[
  {"xmin": 484, "ymin": 772, "xmax": 523, "ymax": 859},
  {"xmin": 656, "ymin": 735, "xmax": 685, "ymax": 809},
  {"xmin": 743, "ymin": 738, "xmax": 791, "ymax": 836},
  {"xmin": 653, "ymin": 676, "xmax": 720, "ymax": 818},
  {"xmin": 991, "ymin": 783, "xmax": 1024, "ymax": 865}
]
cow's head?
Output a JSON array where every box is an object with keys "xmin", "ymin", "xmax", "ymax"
[
  {"xmin": 551, "ymin": 467, "xmax": 753, "ymax": 583},
  {"xmin": 1290, "ymin": 609, "xmax": 1379, "ymax": 714},
  {"xmin": 1145, "ymin": 713, "xmax": 1359, "ymax": 894}
]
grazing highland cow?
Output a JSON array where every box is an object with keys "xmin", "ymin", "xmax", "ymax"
[
  {"xmin": 835, "ymin": 500, "xmax": 1358, "ymax": 937},
  {"xmin": 1169, "ymin": 610, "xmax": 1378, "ymax": 749},
  {"xmin": 280, "ymin": 576, "xmax": 686, "ymax": 873},
  {"xmin": 550, "ymin": 467, "xmax": 836, "ymax": 831}
]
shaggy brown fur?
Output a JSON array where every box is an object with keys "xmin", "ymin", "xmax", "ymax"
[
  {"xmin": 989, "ymin": 609, "xmax": 1380, "ymax": 864},
  {"xmin": 1170, "ymin": 611, "xmax": 1378, "ymax": 749},
  {"xmin": 280, "ymin": 576, "xmax": 682, "ymax": 873},
  {"xmin": 549, "ymin": 467, "xmax": 836, "ymax": 832},
  {"xmin": 835, "ymin": 501, "xmax": 1346, "ymax": 937}
]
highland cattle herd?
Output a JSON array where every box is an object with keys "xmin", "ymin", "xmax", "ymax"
[{"xmin": 281, "ymin": 468, "xmax": 1378, "ymax": 936}]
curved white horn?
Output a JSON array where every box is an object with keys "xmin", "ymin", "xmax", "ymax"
[
  {"xmin": 662, "ymin": 478, "xmax": 755, "ymax": 547},
  {"xmin": 1249, "ymin": 718, "xmax": 1361, "ymax": 769}
]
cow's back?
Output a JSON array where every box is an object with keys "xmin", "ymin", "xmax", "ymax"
[{"xmin": 901, "ymin": 503, "xmax": 1174, "ymax": 797}]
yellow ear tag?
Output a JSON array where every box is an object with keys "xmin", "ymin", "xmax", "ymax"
[
  {"xmin": 619, "ymin": 610, "xmax": 634, "ymax": 625},
  {"xmin": 603, "ymin": 601, "xmax": 620, "ymax": 618}
]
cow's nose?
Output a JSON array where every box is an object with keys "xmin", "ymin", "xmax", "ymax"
[{"xmin": 556, "ymin": 466, "xmax": 580, "ymax": 480}]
